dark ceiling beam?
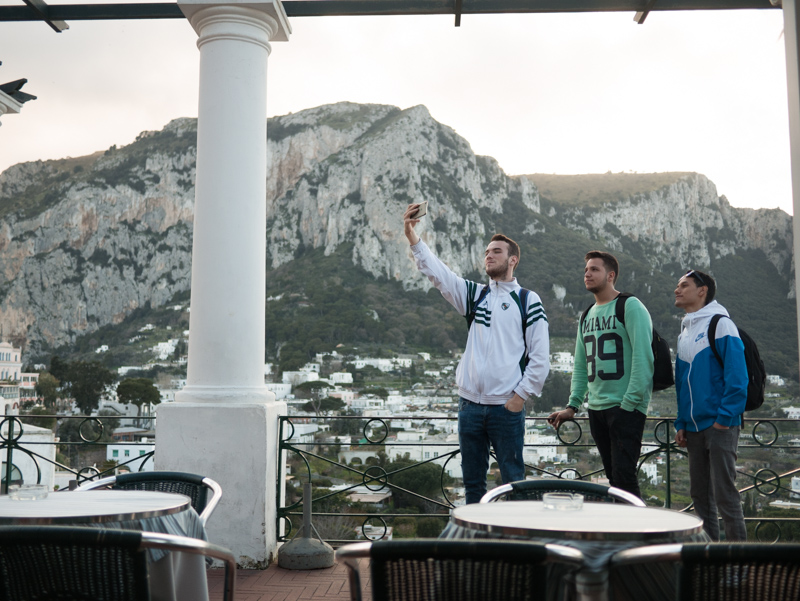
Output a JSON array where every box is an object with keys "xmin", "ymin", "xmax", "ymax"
[
  {"xmin": 0, "ymin": 0, "xmax": 779, "ymax": 23},
  {"xmin": 21, "ymin": 0, "xmax": 68, "ymax": 30},
  {"xmin": 635, "ymin": 0, "xmax": 658, "ymax": 22}
]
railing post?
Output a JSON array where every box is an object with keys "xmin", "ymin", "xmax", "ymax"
[
  {"xmin": 665, "ymin": 419, "xmax": 672, "ymax": 509},
  {"xmin": 3, "ymin": 418, "xmax": 13, "ymax": 494}
]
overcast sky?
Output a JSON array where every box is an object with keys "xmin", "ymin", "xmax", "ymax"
[{"xmin": 0, "ymin": 7, "xmax": 793, "ymax": 214}]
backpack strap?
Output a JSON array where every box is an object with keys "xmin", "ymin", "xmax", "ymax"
[
  {"xmin": 465, "ymin": 284, "xmax": 491, "ymax": 329},
  {"xmin": 708, "ymin": 314, "xmax": 725, "ymax": 367},
  {"xmin": 580, "ymin": 304, "xmax": 594, "ymax": 329},
  {"xmin": 615, "ymin": 292, "xmax": 632, "ymax": 327},
  {"xmin": 580, "ymin": 292, "xmax": 630, "ymax": 331},
  {"xmin": 511, "ymin": 288, "xmax": 531, "ymax": 373},
  {"xmin": 511, "ymin": 288, "xmax": 531, "ymax": 338}
]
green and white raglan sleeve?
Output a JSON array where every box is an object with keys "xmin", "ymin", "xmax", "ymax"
[
  {"xmin": 568, "ymin": 325, "xmax": 588, "ymax": 410},
  {"xmin": 620, "ymin": 298, "xmax": 654, "ymax": 413},
  {"xmin": 410, "ymin": 240, "xmax": 471, "ymax": 315}
]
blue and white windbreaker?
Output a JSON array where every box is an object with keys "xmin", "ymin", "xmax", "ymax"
[
  {"xmin": 411, "ymin": 240, "xmax": 550, "ymax": 404},
  {"xmin": 675, "ymin": 300, "xmax": 748, "ymax": 433}
]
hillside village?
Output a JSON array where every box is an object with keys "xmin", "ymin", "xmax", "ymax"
[{"xmin": 3, "ymin": 326, "xmax": 800, "ymax": 520}]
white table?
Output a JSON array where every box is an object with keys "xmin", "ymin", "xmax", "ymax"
[
  {"xmin": 0, "ymin": 490, "xmax": 209, "ymax": 601},
  {"xmin": 443, "ymin": 501, "xmax": 708, "ymax": 601}
]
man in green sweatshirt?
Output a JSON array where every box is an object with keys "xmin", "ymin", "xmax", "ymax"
[{"xmin": 548, "ymin": 251, "xmax": 653, "ymax": 498}]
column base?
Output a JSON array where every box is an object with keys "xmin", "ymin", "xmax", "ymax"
[
  {"xmin": 175, "ymin": 386, "xmax": 276, "ymax": 404},
  {"xmin": 155, "ymin": 400, "xmax": 287, "ymax": 567}
]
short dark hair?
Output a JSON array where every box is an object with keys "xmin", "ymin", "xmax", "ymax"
[
  {"xmin": 491, "ymin": 234, "xmax": 520, "ymax": 271},
  {"xmin": 685, "ymin": 269, "xmax": 716, "ymax": 305},
  {"xmin": 585, "ymin": 251, "xmax": 619, "ymax": 284}
]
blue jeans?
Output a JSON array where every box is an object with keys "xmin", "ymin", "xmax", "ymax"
[{"xmin": 458, "ymin": 398, "xmax": 526, "ymax": 504}]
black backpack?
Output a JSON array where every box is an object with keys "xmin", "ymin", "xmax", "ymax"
[
  {"xmin": 580, "ymin": 293, "xmax": 674, "ymax": 391},
  {"xmin": 708, "ymin": 314, "xmax": 766, "ymax": 412}
]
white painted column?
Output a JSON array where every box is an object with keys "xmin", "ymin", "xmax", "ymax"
[
  {"xmin": 783, "ymin": 0, "xmax": 800, "ymax": 371},
  {"xmin": 155, "ymin": 0, "xmax": 289, "ymax": 567}
]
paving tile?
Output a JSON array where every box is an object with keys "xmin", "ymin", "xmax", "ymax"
[{"xmin": 208, "ymin": 559, "xmax": 371, "ymax": 601}]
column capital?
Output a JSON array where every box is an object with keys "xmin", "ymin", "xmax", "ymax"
[{"xmin": 179, "ymin": 0, "xmax": 291, "ymax": 42}]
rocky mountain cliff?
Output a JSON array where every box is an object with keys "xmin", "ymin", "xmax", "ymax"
[{"xmin": 0, "ymin": 101, "xmax": 795, "ymax": 374}]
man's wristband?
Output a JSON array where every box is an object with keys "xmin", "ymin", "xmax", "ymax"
[{"xmin": 565, "ymin": 405, "xmax": 577, "ymax": 416}]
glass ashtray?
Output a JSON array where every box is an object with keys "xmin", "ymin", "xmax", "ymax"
[
  {"xmin": 542, "ymin": 492, "xmax": 584, "ymax": 511},
  {"xmin": 8, "ymin": 484, "xmax": 48, "ymax": 500}
]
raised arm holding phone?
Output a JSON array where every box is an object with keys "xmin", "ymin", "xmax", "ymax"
[{"xmin": 403, "ymin": 202, "xmax": 550, "ymax": 504}]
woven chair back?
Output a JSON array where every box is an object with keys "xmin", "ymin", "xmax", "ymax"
[{"xmin": 0, "ymin": 526, "xmax": 149, "ymax": 601}]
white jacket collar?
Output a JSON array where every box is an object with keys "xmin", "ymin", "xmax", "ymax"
[
  {"xmin": 681, "ymin": 300, "xmax": 728, "ymax": 329},
  {"xmin": 490, "ymin": 277, "xmax": 519, "ymax": 294}
]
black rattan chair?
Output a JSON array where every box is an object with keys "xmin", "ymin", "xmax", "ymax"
[
  {"xmin": 335, "ymin": 538, "xmax": 584, "ymax": 601},
  {"xmin": 480, "ymin": 478, "xmax": 646, "ymax": 506},
  {"xmin": 77, "ymin": 471, "xmax": 222, "ymax": 526},
  {"xmin": 0, "ymin": 525, "xmax": 236, "ymax": 601},
  {"xmin": 611, "ymin": 542, "xmax": 800, "ymax": 601}
]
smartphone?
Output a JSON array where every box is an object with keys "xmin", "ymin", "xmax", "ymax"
[{"xmin": 412, "ymin": 201, "xmax": 428, "ymax": 219}]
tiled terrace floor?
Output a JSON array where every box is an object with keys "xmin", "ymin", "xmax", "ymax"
[{"xmin": 207, "ymin": 559, "xmax": 370, "ymax": 601}]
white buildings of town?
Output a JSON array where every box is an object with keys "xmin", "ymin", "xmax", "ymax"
[
  {"xmin": 784, "ymin": 407, "xmax": 800, "ymax": 419},
  {"xmin": 550, "ymin": 352, "xmax": 575, "ymax": 373},
  {"xmin": 0, "ymin": 341, "xmax": 40, "ymax": 408},
  {"xmin": 767, "ymin": 374, "xmax": 786, "ymax": 386},
  {"xmin": 152, "ymin": 339, "xmax": 179, "ymax": 361},
  {"xmin": 265, "ymin": 382, "xmax": 292, "ymax": 400},
  {"xmin": 282, "ymin": 369, "xmax": 319, "ymax": 386},
  {"xmin": 330, "ymin": 372, "xmax": 353, "ymax": 384},
  {"xmin": 0, "ymin": 342, "xmax": 22, "ymax": 382}
]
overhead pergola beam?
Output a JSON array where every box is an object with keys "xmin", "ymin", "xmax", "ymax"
[
  {"xmin": 21, "ymin": 0, "xmax": 68, "ymax": 30},
  {"xmin": 635, "ymin": 0, "xmax": 658, "ymax": 22},
  {"xmin": 0, "ymin": 0, "xmax": 779, "ymax": 24}
]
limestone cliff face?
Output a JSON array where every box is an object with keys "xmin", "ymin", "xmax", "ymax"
[
  {"xmin": 0, "ymin": 118, "xmax": 198, "ymax": 351},
  {"xmin": 267, "ymin": 104, "xmax": 539, "ymax": 290},
  {"xmin": 0, "ymin": 102, "xmax": 792, "ymax": 356},
  {"xmin": 543, "ymin": 173, "xmax": 794, "ymax": 283}
]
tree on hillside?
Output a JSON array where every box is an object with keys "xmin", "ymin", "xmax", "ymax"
[
  {"xmin": 60, "ymin": 361, "xmax": 116, "ymax": 414},
  {"xmin": 49, "ymin": 356, "xmax": 70, "ymax": 383},
  {"xmin": 20, "ymin": 406, "xmax": 56, "ymax": 430},
  {"xmin": 359, "ymin": 387, "xmax": 388, "ymax": 400},
  {"xmin": 116, "ymin": 378, "xmax": 161, "ymax": 416},
  {"xmin": 301, "ymin": 396, "xmax": 344, "ymax": 416},
  {"xmin": 293, "ymin": 381, "xmax": 333, "ymax": 399},
  {"xmin": 35, "ymin": 372, "xmax": 60, "ymax": 409}
]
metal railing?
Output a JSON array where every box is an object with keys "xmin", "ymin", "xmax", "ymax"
[
  {"xmin": 5, "ymin": 411, "xmax": 798, "ymax": 544},
  {"xmin": 277, "ymin": 414, "xmax": 800, "ymax": 544},
  {"xmin": 0, "ymin": 413, "xmax": 155, "ymax": 492}
]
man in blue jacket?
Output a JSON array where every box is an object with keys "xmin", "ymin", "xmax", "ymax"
[{"xmin": 674, "ymin": 269, "xmax": 747, "ymax": 540}]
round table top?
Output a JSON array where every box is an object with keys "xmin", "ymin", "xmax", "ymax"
[
  {"xmin": 0, "ymin": 490, "xmax": 191, "ymax": 525},
  {"xmin": 452, "ymin": 501, "xmax": 704, "ymax": 542}
]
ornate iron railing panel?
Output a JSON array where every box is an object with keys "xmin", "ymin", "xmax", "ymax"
[
  {"xmin": 278, "ymin": 414, "xmax": 800, "ymax": 544},
  {"xmin": 0, "ymin": 413, "xmax": 155, "ymax": 492}
]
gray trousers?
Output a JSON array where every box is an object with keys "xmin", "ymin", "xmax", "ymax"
[{"xmin": 686, "ymin": 426, "xmax": 747, "ymax": 541}]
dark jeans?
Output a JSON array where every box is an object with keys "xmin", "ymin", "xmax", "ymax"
[
  {"xmin": 588, "ymin": 406, "xmax": 646, "ymax": 499},
  {"xmin": 458, "ymin": 398, "xmax": 525, "ymax": 504},
  {"xmin": 686, "ymin": 426, "xmax": 747, "ymax": 541}
]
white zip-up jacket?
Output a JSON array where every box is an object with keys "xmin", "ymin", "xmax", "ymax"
[{"xmin": 411, "ymin": 240, "xmax": 550, "ymax": 404}]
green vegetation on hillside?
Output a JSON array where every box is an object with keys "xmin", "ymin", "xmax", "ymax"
[
  {"xmin": 264, "ymin": 244, "xmax": 467, "ymax": 373},
  {"xmin": 526, "ymin": 172, "xmax": 695, "ymax": 207}
]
